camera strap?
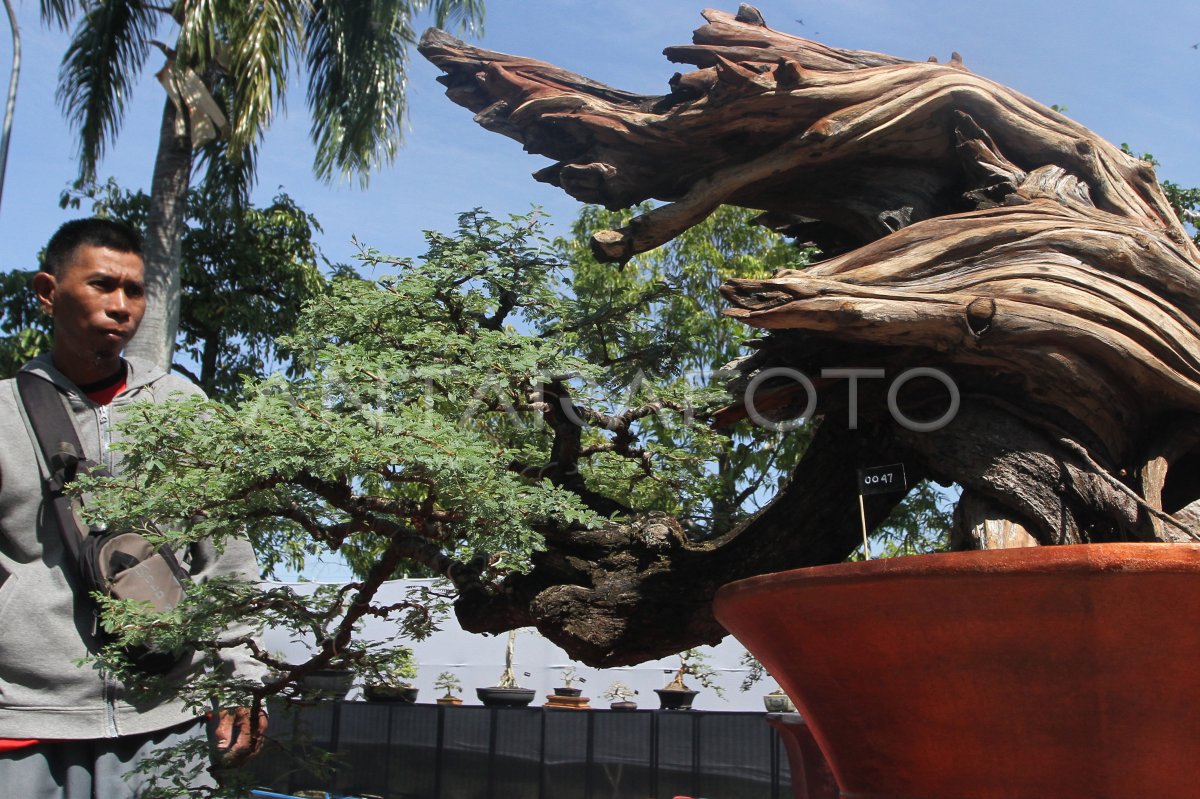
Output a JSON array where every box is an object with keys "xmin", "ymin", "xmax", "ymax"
[
  {"xmin": 15, "ymin": 370, "xmax": 96, "ymax": 565},
  {"xmin": 16, "ymin": 371, "xmax": 189, "ymax": 612}
]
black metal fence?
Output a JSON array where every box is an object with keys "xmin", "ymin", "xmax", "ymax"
[{"xmin": 253, "ymin": 700, "xmax": 793, "ymax": 799}]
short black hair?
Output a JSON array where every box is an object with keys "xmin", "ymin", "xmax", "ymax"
[{"xmin": 42, "ymin": 218, "xmax": 143, "ymax": 277}]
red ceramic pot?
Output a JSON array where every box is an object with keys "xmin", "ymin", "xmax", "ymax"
[{"xmin": 714, "ymin": 543, "xmax": 1200, "ymax": 799}]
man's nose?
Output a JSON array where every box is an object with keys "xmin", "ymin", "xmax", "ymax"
[{"xmin": 107, "ymin": 291, "xmax": 131, "ymax": 320}]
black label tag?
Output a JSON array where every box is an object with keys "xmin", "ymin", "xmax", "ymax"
[{"xmin": 857, "ymin": 464, "xmax": 907, "ymax": 496}]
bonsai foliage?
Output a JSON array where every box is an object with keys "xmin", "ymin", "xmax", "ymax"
[
  {"xmin": 361, "ymin": 646, "xmax": 418, "ymax": 687},
  {"xmin": 602, "ymin": 681, "xmax": 638, "ymax": 702},
  {"xmin": 563, "ymin": 204, "xmax": 957, "ymax": 549},
  {"xmin": 738, "ymin": 651, "xmax": 766, "ymax": 693},
  {"xmin": 664, "ymin": 648, "xmax": 725, "ymax": 697},
  {"xmin": 560, "ymin": 203, "xmax": 814, "ymax": 534},
  {"xmin": 435, "ymin": 670, "xmax": 463, "ymax": 697},
  {"xmin": 737, "ymin": 651, "xmax": 789, "ymax": 695},
  {"xmin": 81, "ymin": 209, "xmax": 734, "ymax": 729}
]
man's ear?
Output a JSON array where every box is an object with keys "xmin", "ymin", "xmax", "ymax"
[{"xmin": 31, "ymin": 271, "xmax": 56, "ymax": 317}]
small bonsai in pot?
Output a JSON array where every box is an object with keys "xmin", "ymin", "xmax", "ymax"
[
  {"xmin": 553, "ymin": 666, "xmax": 585, "ymax": 697},
  {"xmin": 362, "ymin": 647, "xmax": 419, "ymax": 703},
  {"xmin": 656, "ymin": 648, "xmax": 724, "ymax": 710},
  {"xmin": 435, "ymin": 671, "xmax": 464, "ymax": 705},
  {"xmin": 603, "ymin": 681, "xmax": 639, "ymax": 710},
  {"xmin": 739, "ymin": 651, "xmax": 796, "ymax": 712},
  {"xmin": 477, "ymin": 629, "xmax": 536, "ymax": 707},
  {"xmin": 286, "ymin": 647, "xmax": 356, "ymax": 702},
  {"xmin": 545, "ymin": 665, "xmax": 591, "ymax": 709},
  {"xmin": 297, "ymin": 667, "xmax": 356, "ymax": 702}
]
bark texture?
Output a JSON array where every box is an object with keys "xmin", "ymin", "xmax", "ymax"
[
  {"xmin": 125, "ymin": 97, "xmax": 192, "ymax": 370},
  {"xmin": 422, "ymin": 6, "xmax": 1200, "ymax": 665}
]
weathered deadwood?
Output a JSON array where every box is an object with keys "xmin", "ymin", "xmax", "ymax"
[
  {"xmin": 952, "ymin": 492, "xmax": 1039, "ymax": 550},
  {"xmin": 420, "ymin": 9, "xmax": 1191, "ymax": 259},
  {"xmin": 423, "ymin": 6, "xmax": 1200, "ymax": 665},
  {"xmin": 723, "ymin": 200, "xmax": 1200, "ymax": 464}
]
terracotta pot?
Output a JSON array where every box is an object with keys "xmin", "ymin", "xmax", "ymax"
[
  {"xmin": 714, "ymin": 543, "xmax": 1200, "ymax": 799},
  {"xmin": 436, "ymin": 696, "xmax": 463, "ymax": 706},
  {"xmin": 766, "ymin": 712, "xmax": 838, "ymax": 799}
]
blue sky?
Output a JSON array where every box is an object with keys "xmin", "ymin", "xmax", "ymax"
[{"xmin": 0, "ymin": 0, "xmax": 1197, "ymax": 272}]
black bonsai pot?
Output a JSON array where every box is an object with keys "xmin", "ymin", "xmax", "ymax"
[
  {"xmin": 363, "ymin": 684, "xmax": 419, "ymax": 703},
  {"xmin": 299, "ymin": 669, "xmax": 355, "ymax": 701},
  {"xmin": 477, "ymin": 687, "xmax": 536, "ymax": 707},
  {"xmin": 655, "ymin": 687, "xmax": 699, "ymax": 710}
]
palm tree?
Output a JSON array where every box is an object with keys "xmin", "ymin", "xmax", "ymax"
[{"xmin": 41, "ymin": 0, "xmax": 484, "ymax": 370}]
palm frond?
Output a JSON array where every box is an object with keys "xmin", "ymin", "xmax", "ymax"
[
  {"xmin": 424, "ymin": 0, "xmax": 485, "ymax": 35},
  {"xmin": 221, "ymin": 0, "xmax": 305, "ymax": 161},
  {"xmin": 305, "ymin": 0, "xmax": 416, "ymax": 185},
  {"xmin": 39, "ymin": 0, "xmax": 85, "ymax": 29},
  {"xmin": 175, "ymin": 0, "xmax": 221, "ymax": 65},
  {"xmin": 57, "ymin": 0, "xmax": 158, "ymax": 181}
]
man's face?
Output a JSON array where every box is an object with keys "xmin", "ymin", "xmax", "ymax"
[{"xmin": 36, "ymin": 245, "xmax": 147, "ymax": 373}]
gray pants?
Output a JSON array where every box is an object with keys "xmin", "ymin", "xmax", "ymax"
[{"xmin": 0, "ymin": 720, "xmax": 214, "ymax": 798}]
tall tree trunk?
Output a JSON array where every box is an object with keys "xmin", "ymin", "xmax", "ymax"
[
  {"xmin": 200, "ymin": 331, "xmax": 218, "ymax": 394},
  {"xmin": 126, "ymin": 97, "xmax": 192, "ymax": 371}
]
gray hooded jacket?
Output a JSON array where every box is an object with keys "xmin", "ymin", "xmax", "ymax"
[{"xmin": 0, "ymin": 355, "xmax": 268, "ymax": 739}]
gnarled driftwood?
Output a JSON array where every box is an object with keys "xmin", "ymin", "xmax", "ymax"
[{"xmin": 422, "ymin": 6, "xmax": 1200, "ymax": 665}]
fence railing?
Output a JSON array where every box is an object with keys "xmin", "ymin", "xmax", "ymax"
[{"xmin": 253, "ymin": 700, "xmax": 794, "ymax": 799}]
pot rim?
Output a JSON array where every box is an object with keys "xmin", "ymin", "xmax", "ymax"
[{"xmin": 716, "ymin": 542, "xmax": 1200, "ymax": 605}]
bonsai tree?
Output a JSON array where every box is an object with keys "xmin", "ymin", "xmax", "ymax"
[
  {"xmin": 602, "ymin": 681, "xmax": 639, "ymax": 709},
  {"xmin": 493, "ymin": 629, "xmax": 525, "ymax": 689},
  {"xmin": 362, "ymin": 647, "xmax": 417, "ymax": 687},
  {"xmin": 603, "ymin": 681, "xmax": 638, "ymax": 701},
  {"xmin": 556, "ymin": 665, "xmax": 583, "ymax": 690},
  {"xmin": 477, "ymin": 629, "xmax": 538, "ymax": 707},
  {"xmin": 435, "ymin": 671, "xmax": 463, "ymax": 701},
  {"xmin": 361, "ymin": 647, "xmax": 418, "ymax": 701},
  {"xmin": 656, "ymin": 648, "xmax": 724, "ymax": 710},
  {"xmin": 739, "ymin": 651, "xmax": 793, "ymax": 710},
  {"xmin": 419, "ymin": 4, "xmax": 1200, "ymax": 664},
  {"xmin": 662, "ymin": 649, "xmax": 724, "ymax": 697}
]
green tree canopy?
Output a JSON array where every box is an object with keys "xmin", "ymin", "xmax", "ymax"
[{"xmin": 559, "ymin": 203, "xmax": 815, "ymax": 533}]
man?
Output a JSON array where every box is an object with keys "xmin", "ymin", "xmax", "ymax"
[{"xmin": 0, "ymin": 219, "xmax": 268, "ymax": 796}]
